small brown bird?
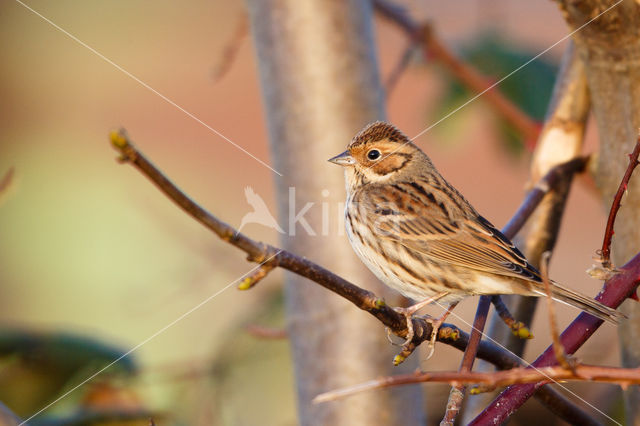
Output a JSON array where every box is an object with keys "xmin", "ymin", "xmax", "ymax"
[{"xmin": 329, "ymin": 122, "xmax": 622, "ymax": 342}]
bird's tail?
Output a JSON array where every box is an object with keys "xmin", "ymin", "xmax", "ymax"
[{"xmin": 535, "ymin": 282, "xmax": 625, "ymax": 324}]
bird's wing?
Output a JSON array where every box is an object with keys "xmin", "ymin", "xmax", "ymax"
[{"xmin": 358, "ymin": 181, "xmax": 541, "ymax": 282}]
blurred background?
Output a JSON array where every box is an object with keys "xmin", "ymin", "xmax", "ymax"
[{"xmin": 0, "ymin": 0, "xmax": 622, "ymax": 424}]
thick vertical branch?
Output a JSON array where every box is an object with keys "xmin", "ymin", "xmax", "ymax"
[
  {"xmin": 244, "ymin": 1, "xmax": 423, "ymax": 425},
  {"xmin": 556, "ymin": 1, "xmax": 640, "ymax": 423}
]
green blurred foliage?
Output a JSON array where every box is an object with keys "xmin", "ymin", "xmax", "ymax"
[
  {"xmin": 0, "ymin": 329, "xmax": 136, "ymax": 418},
  {"xmin": 435, "ymin": 31, "xmax": 559, "ymax": 154}
]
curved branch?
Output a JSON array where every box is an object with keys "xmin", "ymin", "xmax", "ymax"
[
  {"xmin": 471, "ymin": 251, "xmax": 640, "ymax": 424},
  {"xmin": 109, "ymin": 129, "xmax": 591, "ymax": 420},
  {"xmin": 373, "ymin": 0, "xmax": 541, "ymax": 143}
]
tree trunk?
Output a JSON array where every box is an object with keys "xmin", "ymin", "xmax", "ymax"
[
  {"xmin": 557, "ymin": 1, "xmax": 640, "ymax": 423},
  {"xmin": 245, "ymin": 1, "xmax": 424, "ymax": 424}
]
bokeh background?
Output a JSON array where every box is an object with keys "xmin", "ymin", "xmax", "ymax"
[{"xmin": 0, "ymin": 1, "xmax": 623, "ymax": 424}]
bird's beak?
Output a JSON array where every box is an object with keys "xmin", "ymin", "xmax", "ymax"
[{"xmin": 328, "ymin": 150, "xmax": 355, "ymax": 166}]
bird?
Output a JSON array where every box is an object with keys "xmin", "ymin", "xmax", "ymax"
[
  {"xmin": 237, "ymin": 186, "xmax": 284, "ymax": 235},
  {"xmin": 329, "ymin": 121, "xmax": 623, "ymax": 349}
]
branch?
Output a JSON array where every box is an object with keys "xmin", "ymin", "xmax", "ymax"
[
  {"xmin": 501, "ymin": 156, "xmax": 587, "ymax": 238},
  {"xmin": 540, "ymin": 252, "xmax": 572, "ymax": 370},
  {"xmin": 314, "ymin": 363, "xmax": 640, "ymax": 402},
  {"xmin": 109, "ymin": 129, "xmax": 453, "ymax": 352},
  {"xmin": 211, "ymin": 11, "xmax": 248, "ymax": 83},
  {"xmin": 373, "ymin": 0, "xmax": 541, "ymax": 143},
  {"xmin": 464, "ymin": 43, "xmax": 591, "ymax": 423},
  {"xmin": 439, "ymin": 156, "xmax": 585, "ymax": 424},
  {"xmin": 440, "ymin": 296, "xmax": 491, "ymax": 425},
  {"xmin": 385, "ymin": 42, "xmax": 415, "ymax": 95},
  {"xmin": 109, "ymin": 129, "xmax": 590, "ymax": 419},
  {"xmin": 471, "ymin": 251, "xmax": 640, "ymax": 424},
  {"xmin": 490, "ymin": 295, "xmax": 533, "ymax": 339},
  {"xmin": 597, "ymin": 132, "xmax": 640, "ymax": 271}
]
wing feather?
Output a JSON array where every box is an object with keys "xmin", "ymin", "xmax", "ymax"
[{"xmin": 356, "ymin": 182, "xmax": 541, "ymax": 282}]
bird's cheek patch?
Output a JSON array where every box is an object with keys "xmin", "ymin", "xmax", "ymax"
[{"xmin": 373, "ymin": 154, "xmax": 410, "ymax": 175}]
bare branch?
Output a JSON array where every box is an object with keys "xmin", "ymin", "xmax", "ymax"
[
  {"xmin": 385, "ymin": 42, "xmax": 416, "ymax": 96},
  {"xmin": 109, "ymin": 129, "xmax": 594, "ymax": 419},
  {"xmin": 597, "ymin": 132, "xmax": 640, "ymax": 271},
  {"xmin": 490, "ymin": 295, "xmax": 533, "ymax": 339},
  {"xmin": 314, "ymin": 363, "xmax": 640, "ymax": 403},
  {"xmin": 471, "ymin": 250, "xmax": 640, "ymax": 424},
  {"xmin": 373, "ymin": 0, "xmax": 541, "ymax": 143},
  {"xmin": 440, "ymin": 296, "xmax": 491, "ymax": 425},
  {"xmin": 245, "ymin": 325, "xmax": 288, "ymax": 340},
  {"xmin": 211, "ymin": 12, "xmax": 249, "ymax": 83},
  {"xmin": 540, "ymin": 251, "xmax": 571, "ymax": 370}
]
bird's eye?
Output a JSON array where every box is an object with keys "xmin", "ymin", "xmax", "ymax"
[{"xmin": 367, "ymin": 149, "xmax": 381, "ymax": 161}]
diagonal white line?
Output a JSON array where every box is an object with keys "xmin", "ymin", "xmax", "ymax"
[
  {"xmin": 364, "ymin": 0, "xmax": 625, "ymax": 172},
  {"xmin": 13, "ymin": 0, "xmax": 283, "ymax": 177},
  {"xmin": 433, "ymin": 300, "xmax": 622, "ymax": 426},
  {"xmin": 20, "ymin": 251, "xmax": 282, "ymax": 425},
  {"xmin": 410, "ymin": 0, "xmax": 624, "ymax": 143}
]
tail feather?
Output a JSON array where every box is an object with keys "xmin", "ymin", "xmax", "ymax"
[{"xmin": 532, "ymin": 282, "xmax": 625, "ymax": 324}]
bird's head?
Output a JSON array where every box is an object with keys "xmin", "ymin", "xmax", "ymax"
[{"xmin": 329, "ymin": 121, "xmax": 432, "ymax": 189}]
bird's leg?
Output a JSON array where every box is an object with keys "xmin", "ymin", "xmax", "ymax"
[
  {"xmin": 424, "ymin": 301, "xmax": 459, "ymax": 359},
  {"xmin": 394, "ymin": 292, "xmax": 450, "ymax": 346}
]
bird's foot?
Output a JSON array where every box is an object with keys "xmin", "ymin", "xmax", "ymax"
[
  {"xmin": 393, "ymin": 291, "xmax": 450, "ymax": 347},
  {"xmin": 424, "ymin": 301, "xmax": 459, "ymax": 360}
]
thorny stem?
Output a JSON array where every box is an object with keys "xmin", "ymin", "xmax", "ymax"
[{"xmin": 599, "ymin": 133, "xmax": 640, "ymax": 270}]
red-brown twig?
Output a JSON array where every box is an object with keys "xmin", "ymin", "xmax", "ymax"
[
  {"xmin": 0, "ymin": 167, "xmax": 15, "ymax": 205},
  {"xmin": 471, "ymin": 250, "xmax": 640, "ymax": 424},
  {"xmin": 440, "ymin": 154, "xmax": 582, "ymax": 424},
  {"xmin": 540, "ymin": 252, "xmax": 571, "ymax": 370},
  {"xmin": 373, "ymin": 0, "xmax": 541, "ymax": 143},
  {"xmin": 313, "ymin": 363, "xmax": 640, "ymax": 403},
  {"xmin": 598, "ymin": 132, "xmax": 640, "ymax": 270},
  {"xmin": 245, "ymin": 325, "xmax": 288, "ymax": 340},
  {"xmin": 211, "ymin": 12, "xmax": 248, "ymax": 83}
]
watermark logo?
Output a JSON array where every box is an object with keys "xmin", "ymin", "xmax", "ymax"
[
  {"xmin": 237, "ymin": 186, "xmax": 285, "ymax": 234},
  {"xmin": 237, "ymin": 187, "xmax": 398, "ymax": 237}
]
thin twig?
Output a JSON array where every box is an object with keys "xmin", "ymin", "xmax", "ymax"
[
  {"xmin": 109, "ymin": 129, "xmax": 596, "ymax": 419},
  {"xmin": 385, "ymin": 42, "xmax": 416, "ymax": 96},
  {"xmin": 540, "ymin": 251, "xmax": 571, "ymax": 370},
  {"xmin": 373, "ymin": 0, "xmax": 540, "ymax": 143},
  {"xmin": 471, "ymin": 250, "xmax": 640, "ymax": 424},
  {"xmin": 490, "ymin": 295, "xmax": 533, "ymax": 339},
  {"xmin": 440, "ymin": 296, "xmax": 491, "ymax": 425},
  {"xmin": 598, "ymin": 132, "xmax": 640, "ymax": 270},
  {"xmin": 245, "ymin": 325, "xmax": 288, "ymax": 339},
  {"xmin": 439, "ymin": 155, "xmax": 586, "ymax": 420},
  {"xmin": 211, "ymin": 12, "xmax": 249, "ymax": 83},
  {"xmin": 314, "ymin": 363, "xmax": 640, "ymax": 402}
]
